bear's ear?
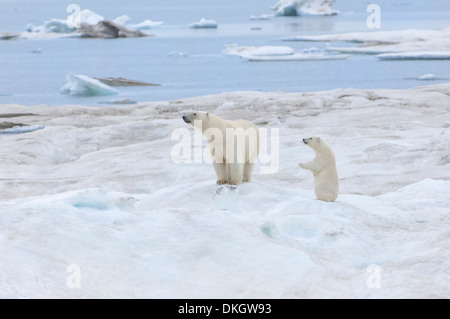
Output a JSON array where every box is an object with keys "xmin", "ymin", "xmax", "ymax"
[
  {"xmin": 316, "ymin": 137, "xmax": 321, "ymax": 143},
  {"xmin": 206, "ymin": 112, "xmax": 209, "ymax": 117}
]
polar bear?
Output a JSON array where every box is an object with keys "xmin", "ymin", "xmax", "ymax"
[
  {"xmin": 183, "ymin": 111, "xmax": 260, "ymax": 185},
  {"xmin": 299, "ymin": 137, "xmax": 339, "ymax": 202}
]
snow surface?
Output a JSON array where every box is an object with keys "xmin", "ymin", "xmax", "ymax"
[
  {"xmin": 272, "ymin": 0, "xmax": 338, "ymax": 16},
  {"xmin": 189, "ymin": 18, "xmax": 218, "ymax": 29},
  {"xmin": 60, "ymin": 74, "xmax": 119, "ymax": 97},
  {"xmin": 0, "ymin": 84, "xmax": 449, "ymax": 298}
]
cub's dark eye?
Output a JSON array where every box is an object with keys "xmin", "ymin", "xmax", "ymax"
[{"xmin": 193, "ymin": 113, "xmax": 197, "ymax": 116}]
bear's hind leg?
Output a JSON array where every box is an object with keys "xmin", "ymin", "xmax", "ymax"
[{"xmin": 243, "ymin": 163, "xmax": 255, "ymax": 183}]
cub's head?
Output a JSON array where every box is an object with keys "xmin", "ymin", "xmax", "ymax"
[
  {"xmin": 302, "ymin": 136, "xmax": 323, "ymax": 149},
  {"xmin": 182, "ymin": 111, "xmax": 209, "ymax": 126}
]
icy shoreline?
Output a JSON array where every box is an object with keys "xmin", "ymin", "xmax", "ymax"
[{"xmin": 0, "ymin": 84, "xmax": 449, "ymax": 298}]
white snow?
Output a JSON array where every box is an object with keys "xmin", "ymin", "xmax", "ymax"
[
  {"xmin": 60, "ymin": 74, "xmax": 119, "ymax": 96},
  {"xmin": 0, "ymin": 83, "xmax": 449, "ymax": 298},
  {"xmin": 272, "ymin": 0, "xmax": 338, "ymax": 16},
  {"xmin": 189, "ymin": 18, "xmax": 218, "ymax": 29}
]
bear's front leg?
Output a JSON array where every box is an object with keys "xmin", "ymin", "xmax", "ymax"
[
  {"xmin": 299, "ymin": 161, "xmax": 320, "ymax": 174},
  {"xmin": 229, "ymin": 163, "xmax": 244, "ymax": 185},
  {"xmin": 213, "ymin": 162, "xmax": 228, "ymax": 185}
]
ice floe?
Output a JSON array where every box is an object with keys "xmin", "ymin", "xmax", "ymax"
[
  {"xmin": 413, "ymin": 74, "xmax": 448, "ymax": 81},
  {"xmin": 249, "ymin": 14, "xmax": 272, "ymax": 20},
  {"xmin": 127, "ymin": 20, "xmax": 164, "ymax": 30},
  {"xmin": 189, "ymin": 18, "xmax": 218, "ymax": 29},
  {"xmin": 20, "ymin": 9, "xmax": 158, "ymax": 39},
  {"xmin": 283, "ymin": 28, "xmax": 450, "ymax": 56},
  {"xmin": 223, "ymin": 44, "xmax": 347, "ymax": 61},
  {"xmin": 27, "ymin": 9, "xmax": 104, "ymax": 34},
  {"xmin": 223, "ymin": 44, "xmax": 296, "ymax": 57},
  {"xmin": 60, "ymin": 74, "xmax": 119, "ymax": 96},
  {"xmin": 244, "ymin": 53, "xmax": 348, "ymax": 61},
  {"xmin": 378, "ymin": 51, "xmax": 450, "ymax": 60}
]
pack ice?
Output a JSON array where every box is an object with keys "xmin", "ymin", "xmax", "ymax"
[{"xmin": 0, "ymin": 84, "xmax": 449, "ymax": 298}]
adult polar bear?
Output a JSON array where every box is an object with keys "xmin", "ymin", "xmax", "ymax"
[
  {"xmin": 299, "ymin": 137, "xmax": 339, "ymax": 202},
  {"xmin": 183, "ymin": 112, "xmax": 259, "ymax": 185}
]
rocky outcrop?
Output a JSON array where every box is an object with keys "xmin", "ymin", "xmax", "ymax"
[
  {"xmin": 79, "ymin": 20, "xmax": 148, "ymax": 38},
  {"xmin": 0, "ymin": 122, "xmax": 25, "ymax": 130},
  {"xmin": 0, "ymin": 33, "xmax": 19, "ymax": 40},
  {"xmin": 95, "ymin": 77, "xmax": 160, "ymax": 87}
]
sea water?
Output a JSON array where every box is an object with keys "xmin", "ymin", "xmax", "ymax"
[{"xmin": 0, "ymin": 0, "xmax": 449, "ymax": 106}]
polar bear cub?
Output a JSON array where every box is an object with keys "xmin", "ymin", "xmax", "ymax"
[
  {"xmin": 299, "ymin": 137, "xmax": 339, "ymax": 202},
  {"xmin": 183, "ymin": 111, "xmax": 259, "ymax": 185}
]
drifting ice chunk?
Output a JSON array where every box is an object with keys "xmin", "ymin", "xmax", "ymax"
[
  {"xmin": 60, "ymin": 73, "xmax": 119, "ymax": 96},
  {"xmin": 249, "ymin": 14, "xmax": 272, "ymax": 20},
  {"xmin": 27, "ymin": 19, "xmax": 75, "ymax": 33},
  {"xmin": 223, "ymin": 44, "xmax": 295, "ymax": 57},
  {"xmin": 66, "ymin": 9, "xmax": 104, "ymax": 28},
  {"xmin": 127, "ymin": 20, "xmax": 164, "ymax": 30},
  {"xmin": 416, "ymin": 74, "xmax": 447, "ymax": 81},
  {"xmin": 27, "ymin": 9, "xmax": 104, "ymax": 33},
  {"xmin": 112, "ymin": 15, "xmax": 131, "ymax": 26},
  {"xmin": 189, "ymin": 18, "xmax": 218, "ymax": 29},
  {"xmin": 272, "ymin": 0, "xmax": 338, "ymax": 16}
]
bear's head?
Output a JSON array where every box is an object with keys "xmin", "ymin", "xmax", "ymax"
[
  {"xmin": 302, "ymin": 136, "xmax": 323, "ymax": 149},
  {"xmin": 182, "ymin": 111, "xmax": 210, "ymax": 131},
  {"xmin": 182, "ymin": 111, "xmax": 209, "ymax": 124}
]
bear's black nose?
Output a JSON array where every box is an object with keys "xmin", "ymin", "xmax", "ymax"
[{"xmin": 182, "ymin": 115, "xmax": 191, "ymax": 123}]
